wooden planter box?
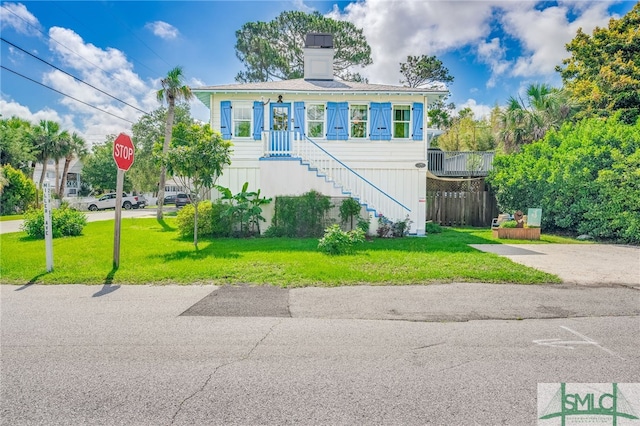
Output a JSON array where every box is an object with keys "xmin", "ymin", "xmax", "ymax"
[{"xmin": 492, "ymin": 227, "xmax": 541, "ymax": 240}]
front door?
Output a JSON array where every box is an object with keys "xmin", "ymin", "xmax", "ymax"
[{"xmin": 270, "ymin": 103, "xmax": 291, "ymax": 156}]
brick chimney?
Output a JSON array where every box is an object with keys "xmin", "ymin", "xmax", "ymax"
[{"xmin": 303, "ymin": 33, "xmax": 334, "ymax": 81}]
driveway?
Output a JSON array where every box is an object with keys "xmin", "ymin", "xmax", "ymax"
[{"xmin": 471, "ymin": 243, "xmax": 640, "ymax": 288}]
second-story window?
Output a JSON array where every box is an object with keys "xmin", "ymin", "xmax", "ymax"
[
  {"xmin": 393, "ymin": 105, "xmax": 411, "ymax": 139},
  {"xmin": 307, "ymin": 104, "xmax": 325, "ymax": 138},
  {"xmin": 233, "ymin": 103, "xmax": 252, "ymax": 138},
  {"xmin": 350, "ymin": 105, "xmax": 367, "ymax": 139}
]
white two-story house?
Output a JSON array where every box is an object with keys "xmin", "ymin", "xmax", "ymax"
[{"xmin": 192, "ymin": 33, "xmax": 447, "ymax": 235}]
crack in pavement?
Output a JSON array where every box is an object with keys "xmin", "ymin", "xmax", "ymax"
[{"xmin": 169, "ymin": 320, "xmax": 283, "ymax": 425}]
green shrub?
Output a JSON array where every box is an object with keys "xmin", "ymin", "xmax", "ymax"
[
  {"xmin": 425, "ymin": 222, "xmax": 443, "ymax": 234},
  {"xmin": 318, "ymin": 224, "xmax": 365, "ymax": 255},
  {"xmin": 500, "ymin": 220, "xmax": 518, "ymax": 229},
  {"xmin": 377, "ymin": 215, "xmax": 412, "ymax": 237},
  {"xmin": 176, "ymin": 200, "xmax": 233, "ymax": 238},
  {"xmin": 266, "ymin": 190, "xmax": 333, "ymax": 237},
  {"xmin": 0, "ymin": 165, "xmax": 37, "ymax": 215},
  {"xmin": 176, "ymin": 202, "xmax": 213, "ymax": 238},
  {"xmin": 488, "ymin": 115, "xmax": 640, "ymax": 243},
  {"xmin": 339, "ymin": 198, "xmax": 362, "ymax": 230},
  {"xmin": 21, "ymin": 206, "xmax": 87, "ymax": 239}
]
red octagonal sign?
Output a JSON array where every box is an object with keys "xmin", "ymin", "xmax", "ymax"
[{"xmin": 113, "ymin": 133, "xmax": 135, "ymax": 171}]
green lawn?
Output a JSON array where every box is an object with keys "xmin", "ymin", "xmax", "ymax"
[{"xmin": 0, "ymin": 218, "xmax": 566, "ymax": 286}]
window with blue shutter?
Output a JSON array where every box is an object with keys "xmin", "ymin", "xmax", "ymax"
[
  {"xmin": 412, "ymin": 103, "xmax": 423, "ymax": 141},
  {"xmin": 253, "ymin": 101, "xmax": 264, "ymax": 140},
  {"xmin": 326, "ymin": 102, "xmax": 338, "ymax": 140},
  {"xmin": 220, "ymin": 101, "xmax": 232, "ymax": 140},
  {"xmin": 294, "ymin": 102, "xmax": 305, "ymax": 138},
  {"xmin": 370, "ymin": 102, "xmax": 391, "ymax": 140}
]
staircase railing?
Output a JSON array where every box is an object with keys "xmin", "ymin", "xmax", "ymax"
[{"xmin": 263, "ymin": 131, "xmax": 410, "ymax": 220}]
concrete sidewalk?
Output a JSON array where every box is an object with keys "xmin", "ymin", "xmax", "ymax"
[{"xmin": 471, "ymin": 243, "xmax": 640, "ymax": 288}]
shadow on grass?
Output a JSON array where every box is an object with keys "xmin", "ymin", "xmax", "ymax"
[
  {"xmin": 15, "ymin": 271, "xmax": 50, "ymax": 290},
  {"xmin": 157, "ymin": 218, "xmax": 177, "ymax": 232},
  {"xmin": 155, "ymin": 242, "xmax": 241, "ymax": 262}
]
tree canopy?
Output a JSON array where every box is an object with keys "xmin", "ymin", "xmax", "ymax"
[
  {"xmin": 557, "ymin": 3, "xmax": 640, "ymax": 124},
  {"xmin": 235, "ymin": 11, "xmax": 372, "ymax": 82},
  {"xmin": 399, "ymin": 55, "xmax": 453, "ymax": 88},
  {"xmin": 81, "ymin": 137, "xmax": 132, "ymax": 194},
  {"xmin": 166, "ymin": 122, "xmax": 232, "ymax": 248}
]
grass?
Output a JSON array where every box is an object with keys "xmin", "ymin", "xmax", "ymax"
[
  {"xmin": 1, "ymin": 214, "xmax": 24, "ymax": 222},
  {"xmin": 0, "ymin": 218, "xmax": 566, "ymax": 286}
]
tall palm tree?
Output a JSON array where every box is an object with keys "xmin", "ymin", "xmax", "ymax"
[
  {"xmin": 30, "ymin": 120, "xmax": 66, "ymax": 189},
  {"xmin": 51, "ymin": 130, "xmax": 71, "ymax": 195},
  {"xmin": 58, "ymin": 133, "xmax": 88, "ymax": 198},
  {"xmin": 156, "ymin": 66, "xmax": 193, "ymax": 219}
]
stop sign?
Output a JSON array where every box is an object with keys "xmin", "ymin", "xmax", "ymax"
[{"xmin": 113, "ymin": 133, "xmax": 135, "ymax": 171}]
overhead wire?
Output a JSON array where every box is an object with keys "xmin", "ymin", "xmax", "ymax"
[
  {"xmin": 1, "ymin": 37, "xmax": 150, "ymax": 115},
  {"xmin": 1, "ymin": 65, "xmax": 135, "ymax": 124},
  {"xmin": 1, "ymin": 5, "xmax": 150, "ymax": 96}
]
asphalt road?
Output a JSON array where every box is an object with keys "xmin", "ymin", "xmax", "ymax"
[{"xmin": 1, "ymin": 284, "xmax": 639, "ymax": 425}]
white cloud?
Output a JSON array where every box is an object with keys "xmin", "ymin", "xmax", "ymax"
[
  {"xmin": 328, "ymin": 0, "xmax": 500, "ymax": 85},
  {"xmin": 145, "ymin": 21, "xmax": 179, "ymax": 40},
  {"xmin": 458, "ymin": 99, "xmax": 493, "ymax": 121},
  {"xmin": 476, "ymin": 37, "xmax": 511, "ymax": 88},
  {"xmin": 0, "ymin": 2, "xmax": 42, "ymax": 36},
  {"xmin": 500, "ymin": 2, "xmax": 614, "ymax": 77},
  {"xmin": 0, "ymin": 98, "xmax": 79, "ymax": 137}
]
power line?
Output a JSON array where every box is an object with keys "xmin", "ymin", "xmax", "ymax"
[
  {"xmin": 1, "ymin": 65, "xmax": 135, "ymax": 124},
  {"xmin": 1, "ymin": 37, "xmax": 150, "ymax": 115},
  {"xmin": 2, "ymin": 5, "xmax": 146, "ymax": 97}
]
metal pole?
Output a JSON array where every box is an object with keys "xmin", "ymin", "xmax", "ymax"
[
  {"xmin": 43, "ymin": 180, "xmax": 53, "ymax": 272},
  {"xmin": 113, "ymin": 169, "xmax": 124, "ymax": 269}
]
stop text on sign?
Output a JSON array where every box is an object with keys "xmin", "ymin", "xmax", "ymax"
[{"xmin": 114, "ymin": 143, "xmax": 134, "ymax": 160}]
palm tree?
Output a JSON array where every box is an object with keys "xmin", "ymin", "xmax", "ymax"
[
  {"xmin": 30, "ymin": 120, "xmax": 66, "ymax": 189},
  {"xmin": 58, "ymin": 133, "xmax": 88, "ymax": 198},
  {"xmin": 498, "ymin": 84, "xmax": 573, "ymax": 152},
  {"xmin": 156, "ymin": 66, "xmax": 193, "ymax": 219}
]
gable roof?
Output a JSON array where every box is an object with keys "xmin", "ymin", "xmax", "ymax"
[{"xmin": 192, "ymin": 78, "xmax": 448, "ymax": 109}]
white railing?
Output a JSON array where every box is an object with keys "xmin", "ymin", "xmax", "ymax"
[
  {"xmin": 262, "ymin": 131, "xmax": 410, "ymax": 220},
  {"xmin": 427, "ymin": 150, "xmax": 495, "ymax": 176}
]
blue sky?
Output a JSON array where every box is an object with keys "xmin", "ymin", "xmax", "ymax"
[{"xmin": 1, "ymin": 0, "xmax": 636, "ymax": 146}]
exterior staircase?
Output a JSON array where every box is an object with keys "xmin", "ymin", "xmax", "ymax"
[{"xmin": 263, "ymin": 132, "xmax": 411, "ymax": 220}]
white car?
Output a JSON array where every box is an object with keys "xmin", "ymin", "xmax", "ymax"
[{"xmin": 87, "ymin": 193, "xmax": 139, "ymax": 211}]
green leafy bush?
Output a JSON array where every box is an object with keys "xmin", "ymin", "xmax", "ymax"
[
  {"xmin": 500, "ymin": 220, "xmax": 518, "ymax": 228},
  {"xmin": 318, "ymin": 224, "xmax": 365, "ymax": 255},
  {"xmin": 339, "ymin": 198, "xmax": 362, "ymax": 230},
  {"xmin": 21, "ymin": 206, "xmax": 87, "ymax": 239},
  {"xmin": 377, "ymin": 215, "xmax": 412, "ymax": 237},
  {"xmin": 425, "ymin": 222, "xmax": 443, "ymax": 234},
  {"xmin": 176, "ymin": 202, "xmax": 213, "ymax": 238},
  {"xmin": 0, "ymin": 165, "xmax": 37, "ymax": 215},
  {"xmin": 266, "ymin": 190, "xmax": 333, "ymax": 237},
  {"xmin": 488, "ymin": 115, "xmax": 640, "ymax": 243},
  {"xmin": 176, "ymin": 200, "xmax": 233, "ymax": 238}
]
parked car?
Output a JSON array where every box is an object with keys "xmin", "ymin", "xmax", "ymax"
[
  {"xmin": 87, "ymin": 193, "xmax": 139, "ymax": 211},
  {"xmin": 163, "ymin": 194, "xmax": 177, "ymax": 205},
  {"xmin": 175, "ymin": 193, "xmax": 192, "ymax": 208}
]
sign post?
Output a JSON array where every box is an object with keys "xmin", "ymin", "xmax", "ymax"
[
  {"xmin": 112, "ymin": 133, "xmax": 135, "ymax": 268},
  {"xmin": 43, "ymin": 180, "xmax": 53, "ymax": 272}
]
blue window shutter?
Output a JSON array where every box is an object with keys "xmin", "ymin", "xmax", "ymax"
[
  {"xmin": 380, "ymin": 102, "xmax": 391, "ymax": 140},
  {"xmin": 412, "ymin": 102, "xmax": 423, "ymax": 141},
  {"xmin": 336, "ymin": 102, "xmax": 348, "ymax": 140},
  {"xmin": 294, "ymin": 102, "xmax": 305, "ymax": 138},
  {"xmin": 326, "ymin": 102, "xmax": 338, "ymax": 140},
  {"xmin": 220, "ymin": 101, "xmax": 232, "ymax": 140},
  {"xmin": 253, "ymin": 101, "xmax": 264, "ymax": 140},
  {"xmin": 370, "ymin": 103, "xmax": 382, "ymax": 140}
]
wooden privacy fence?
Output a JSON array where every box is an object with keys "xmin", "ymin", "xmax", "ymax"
[{"xmin": 426, "ymin": 190, "xmax": 498, "ymax": 227}]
